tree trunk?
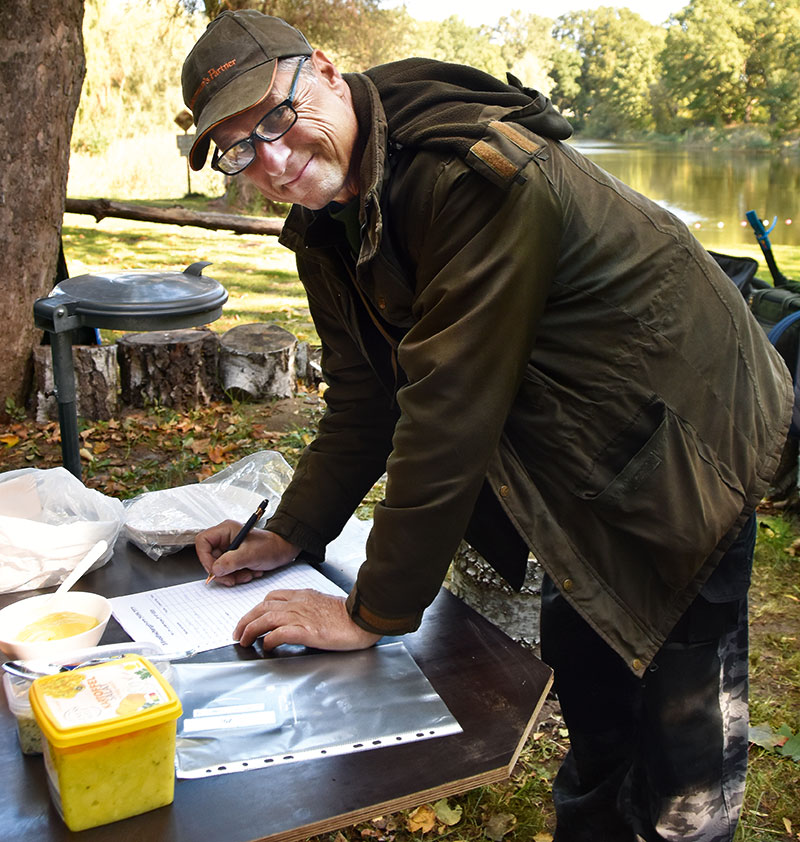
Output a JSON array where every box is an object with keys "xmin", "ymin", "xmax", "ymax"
[
  {"xmin": 447, "ymin": 543, "xmax": 544, "ymax": 651},
  {"xmin": 219, "ymin": 323, "xmax": 298, "ymax": 400},
  {"xmin": 64, "ymin": 197, "xmax": 284, "ymax": 237},
  {"xmin": 0, "ymin": 1, "xmax": 85, "ymax": 419},
  {"xmin": 32, "ymin": 343, "xmax": 118, "ymax": 422},
  {"xmin": 118, "ymin": 328, "xmax": 223, "ymax": 409}
]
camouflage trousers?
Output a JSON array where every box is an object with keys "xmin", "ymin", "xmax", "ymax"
[{"xmin": 541, "ymin": 514, "xmax": 755, "ymax": 842}]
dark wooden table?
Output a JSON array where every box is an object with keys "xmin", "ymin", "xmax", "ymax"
[{"xmin": 0, "ymin": 541, "xmax": 552, "ymax": 842}]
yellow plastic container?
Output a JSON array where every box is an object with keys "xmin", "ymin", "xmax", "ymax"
[{"xmin": 29, "ymin": 654, "xmax": 182, "ymax": 832}]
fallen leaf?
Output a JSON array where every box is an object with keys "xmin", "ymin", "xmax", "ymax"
[
  {"xmin": 79, "ymin": 447, "xmax": 94, "ymax": 462},
  {"xmin": 93, "ymin": 441, "xmax": 110, "ymax": 455},
  {"xmin": 208, "ymin": 445, "xmax": 227, "ymax": 464},
  {"xmin": 749, "ymin": 723, "xmax": 788, "ymax": 750},
  {"xmin": 406, "ymin": 804, "xmax": 436, "ymax": 833},
  {"xmin": 784, "ymin": 818, "xmax": 793, "ymax": 834},
  {"xmin": 433, "ymin": 798, "xmax": 462, "ymax": 826},
  {"xmin": 484, "ymin": 812, "xmax": 516, "ymax": 841},
  {"xmin": 778, "ymin": 731, "xmax": 800, "ymax": 762},
  {"xmin": 0, "ymin": 434, "xmax": 19, "ymax": 447},
  {"xmin": 533, "ymin": 833, "xmax": 554, "ymax": 842}
]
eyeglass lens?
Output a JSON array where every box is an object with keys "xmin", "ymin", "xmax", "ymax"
[{"xmin": 214, "ymin": 57, "xmax": 307, "ymax": 175}]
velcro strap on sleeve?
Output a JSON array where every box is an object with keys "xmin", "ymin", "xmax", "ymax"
[{"xmin": 467, "ymin": 120, "xmax": 541, "ymax": 188}]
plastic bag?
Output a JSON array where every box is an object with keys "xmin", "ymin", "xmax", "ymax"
[
  {"xmin": 122, "ymin": 451, "xmax": 294, "ymax": 560},
  {"xmin": 0, "ymin": 467, "xmax": 124, "ymax": 594}
]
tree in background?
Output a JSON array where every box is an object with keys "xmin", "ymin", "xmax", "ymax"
[
  {"xmin": 739, "ymin": 0, "xmax": 800, "ymax": 136},
  {"xmin": 492, "ymin": 11, "xmax": 560, "ymax": 95},
  {"xmin": 190, "ymin": 0, "xmax": 408, "ymax": 70},
  {"xmin": 0, "ymin": 0, "xmax": 85, "ymax": 417},
  {"xmin": 74, "ymin": 0, "xmax": 206, "ymax": 154},
  {"xmin": 552, "ymin": 6, "xmax": 664, "ymax": 136},
  {"xmin": 660, "ymin": 0, "xmax": 753, "ymax": 129},
  {"xmin": 658, "ymin": 0, "xmax": 800, "ymax": 137},
  {"xmin": 428, "ymin": 16, "xmax": 506, "ymax": 77}
]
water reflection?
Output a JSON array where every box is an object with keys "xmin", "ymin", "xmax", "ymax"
[{"xmin": 571, "ymin": 140, "xmax": 799, "ymax": 247}]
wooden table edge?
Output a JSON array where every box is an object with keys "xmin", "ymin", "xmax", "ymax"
[{"xmin": 254, "ymin": 671, "xmax": 554, "ymax": 842}]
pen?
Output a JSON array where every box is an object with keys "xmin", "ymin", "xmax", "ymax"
[{"xmin": 205, "ymin": 498, "xmax": 270, "ymax": 584}]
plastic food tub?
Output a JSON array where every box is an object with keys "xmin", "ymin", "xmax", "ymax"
[{"xmin": 29, "ymin": 654, "xmax": 182, "ymax": 831}]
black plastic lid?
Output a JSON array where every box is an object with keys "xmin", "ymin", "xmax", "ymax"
[{"xmin": 49, "ymin": 262, "xmax": 228, "ymax": 330}]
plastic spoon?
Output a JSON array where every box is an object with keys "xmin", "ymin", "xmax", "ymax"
[{"xmin": 52, "ymin": 539, "xmax": 108, "ymax": 598}]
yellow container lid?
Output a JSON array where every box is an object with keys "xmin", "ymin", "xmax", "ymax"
[{"xmin": 29, "ymin": 655, "xmax": 182, "ymax": 749}]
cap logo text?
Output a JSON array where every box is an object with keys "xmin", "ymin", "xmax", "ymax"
[{"xmin": 190, "ymin": 59, "xmax": 237, "ymax": 109}]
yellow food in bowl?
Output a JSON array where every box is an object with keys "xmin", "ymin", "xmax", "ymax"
[{"xmin": 16, "ymin": 611, "xmax": 99, "ymax": 642}]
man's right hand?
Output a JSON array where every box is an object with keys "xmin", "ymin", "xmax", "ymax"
[{"xmin": 195, "ymin": 522, "xmax": 301, "ymax": 587}]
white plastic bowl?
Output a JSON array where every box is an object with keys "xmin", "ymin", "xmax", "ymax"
[{"xmin": 0, "ymin": 591, "xmax": 111, "ymax": 660}]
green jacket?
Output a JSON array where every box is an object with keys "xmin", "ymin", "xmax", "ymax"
[{"xmin": 270, "ymin": 59, "xmax": 792, "ymax": 675}]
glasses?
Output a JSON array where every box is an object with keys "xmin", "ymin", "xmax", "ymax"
[{"xmin": 211, "ymin": 56, "xmax": 308, "ymax": 175}]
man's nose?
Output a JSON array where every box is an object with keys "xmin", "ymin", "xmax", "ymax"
[{"xmin": 254, "ymin": 137, "xmax": 290, "ymax": 176}]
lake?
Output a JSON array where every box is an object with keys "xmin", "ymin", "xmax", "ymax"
[{"xmin": 572, "ymin": 140, "xmax": 800, "ymax": 248}]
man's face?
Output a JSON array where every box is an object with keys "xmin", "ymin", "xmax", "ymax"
[{"xmin": 211, "ymin": 51, "xmax": 359, "ymax": 210}]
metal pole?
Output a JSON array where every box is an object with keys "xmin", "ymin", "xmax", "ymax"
[{"xmin": 49, "ymin": 330, "xmax": 82, "ymax": 479}]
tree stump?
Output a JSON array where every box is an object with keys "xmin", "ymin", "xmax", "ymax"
[
  {"xmin": 117, "ymin": 327, "xmax": 222, "ymax": 409},
  {"xmin": 447, "ymin": 542, "xmax": 544, "ymax": 651},
  {"xmin": 295, "ymin": 341, "xmax": 324, "ymax": 387},
  {"xmin": 31, "ymin": 343, "xmax": 118, "ymax": 422},
  {"xmin": 219, "ymin": 323, "xmax": 297, "ymax": 400}
]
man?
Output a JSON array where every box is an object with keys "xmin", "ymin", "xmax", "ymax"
[{"xmin": 183, "ymin": 11, "xmax": 792, "ymax": 841}]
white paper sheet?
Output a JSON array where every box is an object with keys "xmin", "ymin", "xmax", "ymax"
[{"xmin": 110, "ymin": 562, "xmax": 346, "ymax": 653}]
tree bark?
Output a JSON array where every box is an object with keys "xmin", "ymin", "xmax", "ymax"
[
  {"xmin": 32, "ymin": 344, "xmax": 118, "ymax": 423},
  {"xmin": 0, "ymin": 1, "xmax": 85, "ymax": 418},
  {"xmin": 447, "ymin": 543, "xmax": 544, "ymax": 651},
  {"xmin": 118, "ymin": 328, "xmax": 223, "ymax": 409},
  {"xmin": 65, "ymin": 198, "xmax": 284, "ymax": 237},
  {"xmin": 219, "ymin": 323, "xmax": 298, "ymax": 400}
]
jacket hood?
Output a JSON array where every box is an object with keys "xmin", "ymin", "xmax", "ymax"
[{"xmin": 360, "ymin": 57, "xmax": 572, "ymax": 157}]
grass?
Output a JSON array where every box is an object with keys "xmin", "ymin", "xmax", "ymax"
[
  {"xmin": 4, "ymin": 203, "xmax": 800, "ymax": 840},
  {"xmin": 62, "ymin": 213, "xmax": 320, "ymax": 345}
]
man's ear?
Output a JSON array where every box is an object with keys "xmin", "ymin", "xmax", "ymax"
[{"xmin": 310, "ymin": 49, "xmax": 346, "ymax": 92}]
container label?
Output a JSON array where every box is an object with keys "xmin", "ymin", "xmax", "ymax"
[{"xmin": 40, "ymin": 659, "xmax": 171, "ymax": 729}]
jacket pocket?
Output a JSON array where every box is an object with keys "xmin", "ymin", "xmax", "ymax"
[{"xmin": 577, "ymin": 398, "xmax": 745, "ymax": 590}]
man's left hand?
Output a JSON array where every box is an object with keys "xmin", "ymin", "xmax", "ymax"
[{"xmin": 234, "ymin": 588, "xmax": 381, "ymax": 651}]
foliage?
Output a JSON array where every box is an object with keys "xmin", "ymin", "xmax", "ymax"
[
  {"xmin": 184, "ymin": 0, "xmax": 423, "ymax": 70},
  {"xmin": 491, "ymin": 11, "xmax": 559, "ymax": 95},
  {"xmin": 552, "ymin": 6, "xmax": 665, "ymax": 135},
  {"xmin": 427, "ymin": 16, "xmax": 506, "ymax": 77},
  {"xmin": 660, "ymin": 0, "xmax": 754, "ymax": 129},
  {"xmin": 67, "ymin": 0, "xmax": 800, "ymax": 195},
  {"xmin": 659, "ymin": 0, "xmax": 800, "ymax": 137},
  {"xmin": 744, "ymin": 0, "xmax": 800, "ymax": 135},
  {"xmin": 73, "ymin": 0, "xmax": 205, "ymax": 154}
]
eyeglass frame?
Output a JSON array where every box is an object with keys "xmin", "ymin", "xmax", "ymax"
[{"xmin": 211, "ymin": 55, "xmax": 309, "ymax": 175}]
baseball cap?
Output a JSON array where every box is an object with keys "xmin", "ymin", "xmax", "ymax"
[{"xmin": 182, "ymin": 10, "xmax": 312, "ymax": 171}]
